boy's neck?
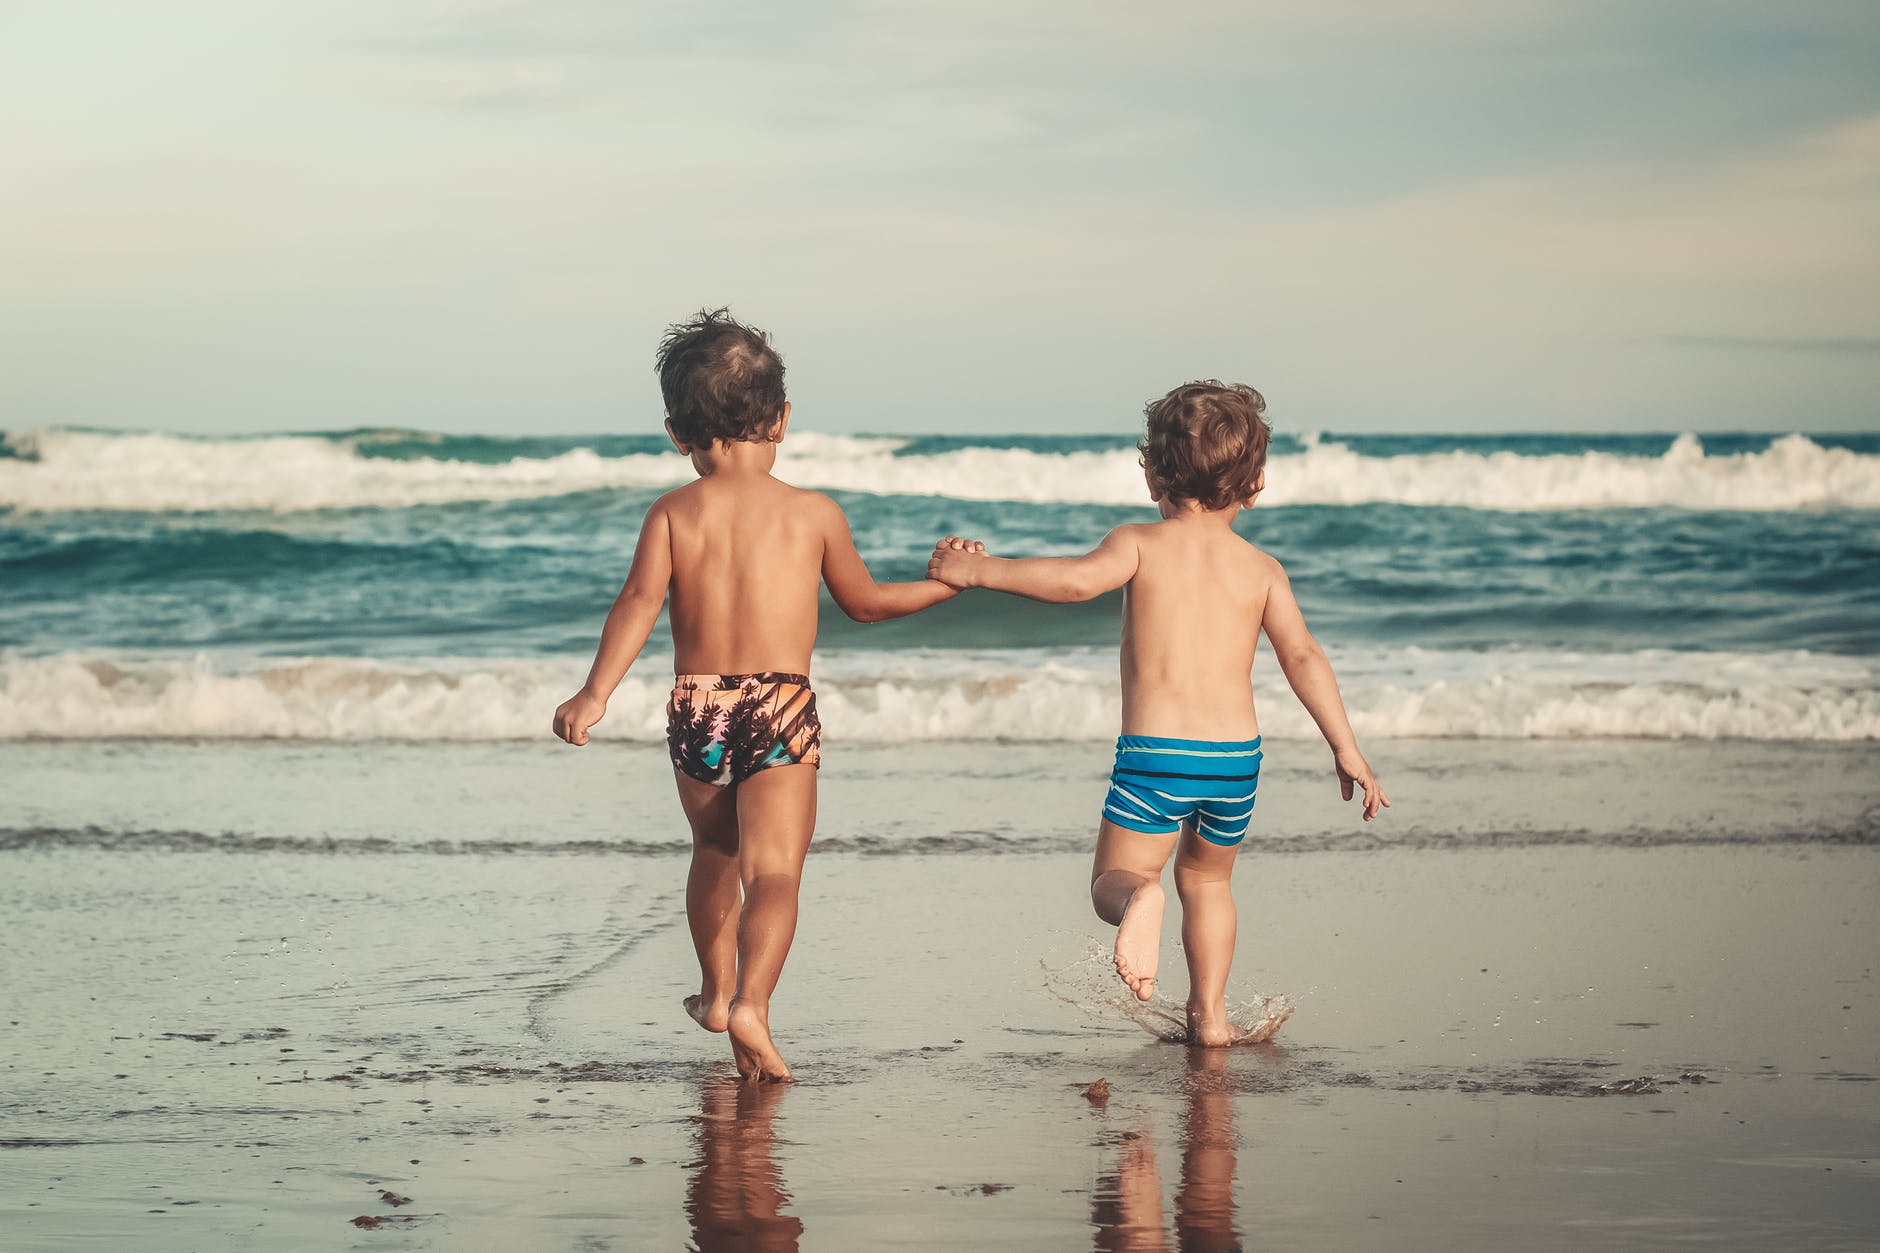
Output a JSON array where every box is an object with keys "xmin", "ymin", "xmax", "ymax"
[
  {"xmin": 1157, "ymin": 499, "xmax": 1242, "ymax": 526},
  {"xmin": 690, "ymin": 438, "xmax": 779, "ymax": 479}
]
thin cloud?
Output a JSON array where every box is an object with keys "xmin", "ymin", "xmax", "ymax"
[{"xmin": 1662, "ymin": 334, "xmax": 1880, "ymax": 355}]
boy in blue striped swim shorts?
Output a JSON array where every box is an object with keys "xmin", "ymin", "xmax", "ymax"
[{"xmin": 929, "ymin": 381, "xmax": 1389, "ymax": 1045}]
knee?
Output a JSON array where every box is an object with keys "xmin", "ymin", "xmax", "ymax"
[
  {"xmin": 740, "ymin": 867, "xmax": 802, "ymax": 898},
  {"xmin": 1173, "ymin": 864, "xmax": 1231, "ymax": 901}
]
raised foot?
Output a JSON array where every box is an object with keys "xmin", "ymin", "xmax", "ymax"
[
  {"xmin": 727, "ymin": 1001, "xmax": 794, "ymax": 1083},
  {"xmin": 1113, "ymin": 881, "xmax": 1165, "ymax": 1003},
  {"xmin": 684, "ymin": 993, "xmax": 731, "ymax": 1034}
]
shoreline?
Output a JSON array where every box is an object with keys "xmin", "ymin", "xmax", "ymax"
[
  {"xmin": 5, "ymin": 737, "xmax": 1874, "ymax": 853},
  {"xmin": 4, "ymin": 840, "xmax": 1877, "ymax": 1249},
  {"xmin": 3, "ymin": 738, "xmax": 1877, "ymax": 1249}
]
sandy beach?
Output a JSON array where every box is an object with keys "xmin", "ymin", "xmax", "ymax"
[{"xmin": 4, "ymin": 737, "xmax": 1877, "ymax": 1250}]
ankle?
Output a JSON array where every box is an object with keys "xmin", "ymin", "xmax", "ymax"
[{"xmin": 1186, "ymin": 998, "xmax": 1227, "ymax": 1025}]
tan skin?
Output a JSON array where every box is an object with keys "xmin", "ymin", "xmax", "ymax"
[
  {"xmin": 552, "ymin": 404, "xmax": 972, "ymax": 1081},
  {"xmin": 929, "ymin": 470, "xmax": 1387, "ymax": 1044}
]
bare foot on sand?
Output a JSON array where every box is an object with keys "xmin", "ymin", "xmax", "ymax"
[
  {"xmin": 1187, "ymin": 996, "xmax": 1294, "ymax": 1047},
  {"xmin": 1114, "ymin": 882, "xmax": 1164, "ymax": 1002},
  {"xmin": 727, "ymin": 1000, "xmax": 793, "ymax": 1083},
  {"xmin": 684, "ymin": 993, "xmax": 731, "ymax": 1034},
  {"xmin": 1186, "ymin": 1001, "xmax": 1239, "ymax": 1048}
]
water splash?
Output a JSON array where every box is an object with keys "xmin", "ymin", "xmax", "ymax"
[{"xmin": 1040, "ymin": 944, "xmax": 1296, "ymax": 1046}]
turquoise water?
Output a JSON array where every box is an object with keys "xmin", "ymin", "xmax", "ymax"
[{"xmin": 1, "ymin": 427, "xmax": 1875, "ymax": 741}]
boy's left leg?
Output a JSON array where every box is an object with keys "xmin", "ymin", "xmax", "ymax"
[
  {"xmin": 1172, "ymin": 830, "xmax": 1240, "ymax": 1046},
  {"xmin": 675, "ymin": 771, "xmax": 742, "ymax": 1032},
  {"xmin": 727, "ymin": 763, "xmax": 818, "ymax": 1082}
]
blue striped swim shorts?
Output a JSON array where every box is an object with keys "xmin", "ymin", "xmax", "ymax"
[{"xmin": 1101, "ymin": 735, "xmax": 1264, "ymax": 847}]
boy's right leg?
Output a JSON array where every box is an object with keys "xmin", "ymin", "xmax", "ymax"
[
  {"xmin": 727, "ymin": 763, "xmax": 818, "ymax": 1082},
  {"xmin": 1172, "ymin": 830, "xmax": 1241, "ymax": 1046},
  {"xmin": 675, "ymin": 771, "xmax": 742, "ymax": 1033},
  {"xmin": 1093, "ymin": 819, "xmax": 1179, "ymax": 1002}
]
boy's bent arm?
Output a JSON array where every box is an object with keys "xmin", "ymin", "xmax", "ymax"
[
  {"xmin": 1261, "ymin": 561, "xmax": 1391, "ymax": 820},
  {"xmin": 553, "ymin": 505, "xmax": 671, "ymax": 745},
  {"xmin": 818, "ymin": 497, "xmax": 957, "ymax": 623},
  {"xmin": 928, "ymin": 527, "xmax": 1138, "ymax": 602}
]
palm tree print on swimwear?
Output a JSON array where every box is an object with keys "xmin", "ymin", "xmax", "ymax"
[{"xmin": 666, "ymin": 673, "xmax": 822, "ymax": 786}]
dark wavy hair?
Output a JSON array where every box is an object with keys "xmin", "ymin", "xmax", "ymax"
[
  {"xmin": 1138, "ymin": 381, "xmax": 1271, "ymax": 510},
  {"xmin": 655, "ymin": 308, "xmax": 787, "ymax": 447}
]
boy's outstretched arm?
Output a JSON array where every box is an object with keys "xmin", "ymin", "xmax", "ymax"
[
  {"xmin": 552, "ymin": 504, "xmax": 672, "ymax": 745},
  {"xmin": 927, "ymin": 527, "xmax": 1139, "ymax": 602},
  {"xmin": 1260, "ymin": 560, "xmax": 1390, "ymax": 820},
  {"xmin": 818, "ymin": 495, "xmax": 969, "ymax": 623}
]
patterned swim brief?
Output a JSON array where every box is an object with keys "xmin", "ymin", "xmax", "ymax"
[{"xmin": 665, "ymin": 672, "xmax": 822, "ymax": 786}]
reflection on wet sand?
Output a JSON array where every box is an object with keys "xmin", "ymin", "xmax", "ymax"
[
  {"xmin": 684, "ymin": 1069, "xmax": 803, "ymax": 1253},
  {"xmin": 1093, "ymin": 1049, "xmax": 1241, "ymax": 1252}
]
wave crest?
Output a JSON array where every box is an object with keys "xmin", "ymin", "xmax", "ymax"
[
  {"xmin": 1, "ymin": 650, "xmax": 1872, "ymax": 742},
  {"xmin": 2, "ymin": 429, "xmax": 1875, "ymax": 513}
]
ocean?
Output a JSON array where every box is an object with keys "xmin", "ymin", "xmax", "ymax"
[
  {"xmin": 0, "ymin": 428, "xmax": 1872, "ymax": 741},
  {"xmin": 2, "ymin": 426, "xmax": 1875, "ymax": 744}
]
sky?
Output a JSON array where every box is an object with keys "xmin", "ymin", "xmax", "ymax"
[{"xmin": 2, "ymin": 0, "xmax": 1877, "ymax": 436}]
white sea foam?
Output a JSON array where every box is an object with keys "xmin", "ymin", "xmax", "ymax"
[
  {"xmin": 2, "ymin": 429, "xmax": 1875, "ymax": 513},
  {"xmin": 2, "ymin": 648, "xmax": 1872, "ymax": 742}
]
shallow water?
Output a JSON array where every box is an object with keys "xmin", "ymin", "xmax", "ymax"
[{"xmin": 3, "ymin": 740, "xmax": 1878, "ymax": 1249}]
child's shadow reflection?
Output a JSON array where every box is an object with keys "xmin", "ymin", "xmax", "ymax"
[
  {"xmin": 1092, "ymin": 1048, "xmax": 1242, "ymax": 1253},
  {"xmin": 685, "ymin": 1069, "xmax": 803, "ymax": 1253}
]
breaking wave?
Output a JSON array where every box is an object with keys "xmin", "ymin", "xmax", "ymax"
[
  {"xmin": 1, "ymin": 648, "xmax": 1873, "ymax": 742},
  {"xmin": 3, "ymin": 428, "xmax": 1875, "ymax": 513}
]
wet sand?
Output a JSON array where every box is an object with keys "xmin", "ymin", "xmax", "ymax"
[{"xmin": 3, "ymin": 739, "xmax": 1878, "ymax": 1250}]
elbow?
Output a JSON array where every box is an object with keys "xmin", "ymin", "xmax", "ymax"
[
  {"xmin": 1276, "ymin": 637, "xmax": 1326, "ymax": 671},
  {"xmin": 617, "ymin": 585, "xmax": 665, "ymax": 616},
  {"xmin": 841, "ymin": 599, "xmax": 885, "ymax": 624}
]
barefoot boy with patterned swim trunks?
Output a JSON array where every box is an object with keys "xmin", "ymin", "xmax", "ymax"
[
  {"xmin": 928, "ymin": 381, "xmax": 1388, "ymax": 1045},
  {"xmin": 553, "ymin": 309, "xmax": 968, "ymax": 1081}
]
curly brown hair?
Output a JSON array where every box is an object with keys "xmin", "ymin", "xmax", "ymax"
[
  {"xmin": 655, "ymin": 308, "xmax": 787, "ymax": 448},
  {"xmin": 1138, "ymin": 381, "xmax": 1271, "ymax": 511}
]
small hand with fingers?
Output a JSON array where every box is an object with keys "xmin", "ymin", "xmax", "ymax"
[
  {"xmin": 552, "ymin": 691, "xmax": 607, "ymax": 746},
  {"xmin": 927, "ymin": 535, "xmax": 988, "ymax": 589},
  {"xmin": 1334, "ymin": 747, "xmax": 1390, "ymax": 821}
]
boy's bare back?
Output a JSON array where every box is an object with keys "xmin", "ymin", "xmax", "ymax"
[
  {"xmin": 651, "ymin": 466, "xmax": 959, "ymax": 676},
  {"xmin": 1112, "ymin": 516, "xmax": 1280, "ymax": 741},
  {"xmin": 658, "ymin": 473, "xmax": 828, "ymax": 675}
]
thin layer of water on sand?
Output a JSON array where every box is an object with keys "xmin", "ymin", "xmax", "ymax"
[{"xmin": 4, "ymin": 740, "xmax": 1879, "ymax": 1250}]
